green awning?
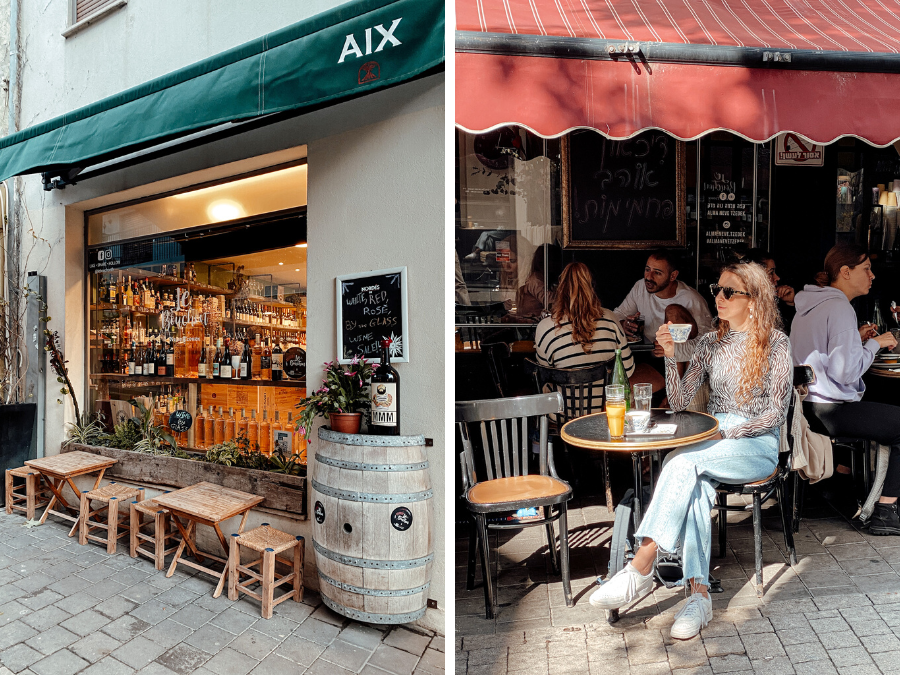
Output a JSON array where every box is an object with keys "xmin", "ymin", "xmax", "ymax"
[{"xmin": 0, "ymin": 0, "xmax": 443, "ymax": 184}]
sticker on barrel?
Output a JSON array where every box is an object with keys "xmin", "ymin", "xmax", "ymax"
[
  {"xmin": 315, "ymin": 501, "xmax": 325, "ymax": 524},
  {"xmin": 391, "ymin": 506, "xmax": 412, "ymax": 531}
]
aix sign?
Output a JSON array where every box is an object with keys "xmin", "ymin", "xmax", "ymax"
[{"xmin": 338, "ymin": 18, "xmax": 402, "ymax": 63}]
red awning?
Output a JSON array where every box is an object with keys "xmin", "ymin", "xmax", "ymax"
[{"xmin": 456, "ymin": 0, "xmax": 900, "ymax": 145}]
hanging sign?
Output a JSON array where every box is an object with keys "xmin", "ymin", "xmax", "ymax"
[
  {"xmin": 336, "ymin": 266, "xmax": 409, "ymax": 364},
  {"xmin": 168, "ymin": 409, "xmax": 193, "ymax": 432},
  {"xmin": 283, "ymin": 347, "xmax": 306, "ymax": 380},
  {"xmin": 774, "ymin": 134, "xmax": 824, "ymax": 167}
]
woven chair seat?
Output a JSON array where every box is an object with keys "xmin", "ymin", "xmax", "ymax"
[
  {"xmin": 132, "ymin": 498, "xmax": 169, "ymax": 516},
  {"xmin": 8, "ymin": 466, "xmax": 37, "ymax": 478},
  {"xmin": 86, "ymin": 483, "xmax": 142, "ymax": 501},
  {"xmin": 236, "ymin": 525, "xmax": 299, "ymax": 555}
]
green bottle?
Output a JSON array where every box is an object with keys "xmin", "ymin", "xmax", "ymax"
[{"xmin": 611, "ymin": 348, "xmax": 632, "ymax": 411}]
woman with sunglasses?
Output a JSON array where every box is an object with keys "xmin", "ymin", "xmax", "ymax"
[
  {"xmin": 791, "ymin": 243, "xmax": 900, "ymax": 533},
  {"xmin": 590, "ymin": 260, "xmax": 791, "ymax": 639}
]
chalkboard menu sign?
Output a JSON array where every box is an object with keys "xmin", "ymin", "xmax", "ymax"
[
  {"xmin": 562, "ymin": 130, "xmax": 686, "ymax": 249},
  {"xmin": 283, "ymin": 347, "xmax": 306, "ymax": 380},
  {"xmin": 168, "ymin": 409, "xmax": 193, "ymax": 433},
  {"xmin": 336, "ymin": 266, "xmax": 409, "ymax": 364}
]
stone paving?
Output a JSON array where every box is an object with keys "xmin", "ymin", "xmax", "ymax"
[
  {"xmin": 456, "ymin": 490, "xmax": 900, "ymax": 673},
  {"xmin": 0, "ymin": 511, "xmax": 444, "ymax": 675}
]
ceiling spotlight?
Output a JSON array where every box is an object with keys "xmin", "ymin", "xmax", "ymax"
[
  {"xmin": 294, "ymin": 268, "xmax": 300, "ymax": 272},
  {"xmin": 207, "ymin": 200, "xmax": 243, "ymax": 222},
  {"xmin": 295, "ymin": 243, "xmax": 307, "ymax": 248},
  {"xmin": 278, "ymin": 262, "xmax": 284, "ymax": 265}
]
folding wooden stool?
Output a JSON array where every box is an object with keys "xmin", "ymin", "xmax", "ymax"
[
  {"xmin": 80, "ymin": 482, "xmax": 144, "ymax": 554},
  {"xmin": 5, "ymin": 467, "xmax": 51, "ymax": 521},
  {"xmin": 228, "ymin": 523, "xmax": 304, "ymax": 618},
  {"xmin": 130, "ymin": 494, "xmax": 183, "ymax": 570}
]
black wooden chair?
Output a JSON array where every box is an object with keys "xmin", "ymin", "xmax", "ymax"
[
  {"xmin": 456, "ymin": 392, "xmax": 573, "ymax": 619},
  {"xmin": 455, "ymin": 302, "xmax": 508, "ymax": 350},
  {"xmin": 523, "ymin": 358, "xmax": 613, "ymax": 508},
  {"xmin": 714, "ymin": 365, "xmax": 813, "ymax": 596}
]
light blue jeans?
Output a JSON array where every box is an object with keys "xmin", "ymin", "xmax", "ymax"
[{"xmin": 634, "ymin": 413, "xmax": 779, "ymax": 587}]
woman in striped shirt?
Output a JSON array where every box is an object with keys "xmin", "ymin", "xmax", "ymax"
[
  {"xmin": 534, "ymin": 262, "xmax": 634, "ymax": 413},
  {"xmin": 590, "ymin": 259, "xmax": 792, "ymax": 640}
]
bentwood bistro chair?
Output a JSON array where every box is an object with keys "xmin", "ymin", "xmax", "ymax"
[{"xmin": 456, "ymin": 392, "xmax": 574, "ymax": 619}]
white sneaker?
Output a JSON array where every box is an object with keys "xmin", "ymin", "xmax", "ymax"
[
  {"xmin": 670, "ymin": 593, "xmax": 712, "ymax": 640},
  {"xmin": 589, "ymin": 563, "xmax": 655, "ymax": 610}
]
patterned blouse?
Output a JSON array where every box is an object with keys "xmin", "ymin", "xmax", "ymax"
[{"xmin": 664, "ymin": 329, "xmax": 792, "ymax": 439}]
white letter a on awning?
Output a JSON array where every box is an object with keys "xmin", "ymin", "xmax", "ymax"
[{"xmin": 338, "ymin": 34, "xmax": 363, "ymax": 63}]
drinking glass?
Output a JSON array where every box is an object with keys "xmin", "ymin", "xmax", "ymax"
[
  {"xmin": 633, "ymin": 383, "xmax": 652, "ymax": 412},
  {"xmin": 892, "ymin": 328, "xmax": 900, "ymax": 354},
  {"xmin": 606, "ymin": 384, "xmax": 626, "ymax": 438}
]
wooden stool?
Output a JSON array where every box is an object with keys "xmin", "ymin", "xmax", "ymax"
[
  {"xmin": 130, "ymin": 495, "xmax": 182, "ymax": 570},
  {"xmin": 80, "ymin": 483, "xmax": 144, "ymax": 554},
  {"xmin": 5, "ymin": 467, "xmax": 51, "ymax": 521},
  {"xmin": 228, "ymin": 523, "xmax": 304, "ymax": 618}
]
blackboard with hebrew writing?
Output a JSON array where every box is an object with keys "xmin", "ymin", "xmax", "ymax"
[
  {"xmin": 562, "ymin": 130, "xmax": 686, "ymax": 249},
  {"xmin": 336, "ymin": 266, "xmax": 409, "ymax": 364}
]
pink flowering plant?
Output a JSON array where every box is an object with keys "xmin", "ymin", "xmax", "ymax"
[{"xmin": 295, "ymin": 355, "xmax": 377, "ymax": 442}]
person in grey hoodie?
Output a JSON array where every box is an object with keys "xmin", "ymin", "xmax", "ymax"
[{"xmin": 791, "ymin": 243, "xmax": 900, "ymax": 534}]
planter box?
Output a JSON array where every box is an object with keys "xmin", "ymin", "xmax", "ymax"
[{"xmin": 63, "ymin": 443, "xmax": 306, "ymax": 517}]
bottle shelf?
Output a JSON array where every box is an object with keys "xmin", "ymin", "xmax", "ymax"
[
  {"xmin": 98, "ymin": 270, "xmax": 234, "ymax": 297},
  {"xmin": 90, "ymin": 303, "xmax": 162, "ymax": 315},
  {"xmin": 89, "ymin": 374, "xmax": 306, "ymax": 388},
  {"xmin": 227, "ymin": 319, "xmax": 305, "ymax": 332}
]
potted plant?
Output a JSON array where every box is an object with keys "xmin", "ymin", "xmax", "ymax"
[{"xmin": 296, "ymin": 355, "xmax": 377, "ymax": 439}]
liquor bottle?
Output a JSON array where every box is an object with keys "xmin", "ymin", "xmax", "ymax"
[
  {"xmin": 271, "ymin": 411, "xmax": 283, "ymax": 452},
  {"xmin": 134, "ymin": 341, "xmax": 144, "ymax": 376},
  {"xmin": 369, "ymin": 339, "xmax": 400, "ymax": 435},
  {"xmin": 240, "ymin": 338, "xmax": 251, "ymax": 380},
  {"xmin": 195, "ymin": 406, "xmax": 207, "ymax": 449},
  {"xmin": 237, "ymin": 408, "xmax": 249, "ymax": 441},
  {"xmin": 214, "ymin": 407, "xmax": 226, "ymax": 446},
  {"xmin": 251, "ymin": 333, "xmax": 262, "ymax": 380},
  {"xmin": 219, "ymin": 341, "xmax": 233, "ymax": 379},
  {"xmin": 165, "ymin": 339, "xmax": 174, "ymax": 378},
  {"xmin": 144, "ymin": 341, "xmax": 156, "ymax": 376},
  {"xmin": 231, "ymin": 337, "xmax": 241, "ymax": 380},
  {"xmin": 125, "ymin": 276, "xmax": 133, "ymax": 307},
  {"xmin": 610, "ymin": 348, "xmax": 632, "ymax": 411},
  {"xmin": 132, "ymin": 280, "xmax": 141, "ymax": 308},
  {"xmin": 212, "ymin": 338, "xmax": 221, "ymax": 378},
  {"xmin": 156, "ymin": 340, "xmax": 167, "ymax": 377},
  {"xmin": 224, "ymin": 407, "xmax": 236, "ymax": 443},
  {"xmin": 271, "ymin": 338, "xmax": 283, "ymax": 381},
  {"xmin": 198, "ymin": 340, "xmax": 208, "ymax": 378},
  {"xmin": 206, "ymin": 337, "xmax": 215, "ymax": 379},
  {"xmin": 259, "ymin": 410, "xmax": 271, "ymax": 455},
  {"xmin": 873, "ymin": 302, "xmax": 887, "ymax": 335},
  {"xmin": 204, "ymin": 405, "xmax": 215, "ymax": 449},
  {"xmin": 174, "ymin": 329, "xmax": 186, "ymax": 378},
  {"xmin": 247, "ymin": 410, "xmax": 259, "ymax": 452},
  {"xmin": 261, "ymin": 337, "xmax": 272, "ymax": 380},
  {"xmin": 127, "ymin": 343, "xmax": 136, "ymax": 376},
  {"xmin": 109, "ymin": 275, "xmax": 117, "ymax": 304}
]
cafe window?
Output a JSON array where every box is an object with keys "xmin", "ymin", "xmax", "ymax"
[{"xmin": 85, "ymin": 163, "xmax": 309, "ymax": 461}]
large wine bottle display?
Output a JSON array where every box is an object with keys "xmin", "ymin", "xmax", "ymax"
[{"xmin": 369, "ymin": 339, "xmax": 399, "ymax": 435}]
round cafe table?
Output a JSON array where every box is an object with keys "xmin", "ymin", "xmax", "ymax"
[{"xmin": 868, "ymin": 364, "xmax": 900, "ymax": 379}]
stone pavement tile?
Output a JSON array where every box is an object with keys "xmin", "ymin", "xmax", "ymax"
[
  {"xmin": 101, "ymin": 615, "xmax": 151, "ymax": 642},
  {"xmin": 629, "ymin": 661, "xmax": 670, "ymax": 674},
  {"xmin": 269, "ymin": 598, "xmax": 315, "ymax": 624},
  {"xmin": 167, "ymin": 604, "xmax": 216, "ymax": 630},
  {"xmin": 60, "ymin": 609, "xmax": 111, "ymax": 637},
  {"xmin": 853, "ymin": 573, "xmax": 900, "ymax": 594},
  {"xmin": 182, "ymin": 622, "xmax": 235, "ymax": 655},
  {"xmin": 362, "ymin": 666, "xmax": 399, "ymax": 675},
  {"xmin": 228, "ymin": 630, "xmax": 280, "ymax": 661},
  {"xmin": 817, "ymin": 630, "xmax": 861, "ymax": 649},
  {"xmin": 70, "ymin": 632, "xmax": 123, "ymax": 663},
  {"xmin": 274, "ymin": 635, "xmax": 326, "ymax": 667},
  {"xmin": 95, "ymin": 595, "xmax": 138, "ymax": 620},
  {"xmin": 201, "ymin": 648, "xmax": 260, "ymax": 675},
  {"xmin": 843, "ymin": 616, "xmax": 891, "ymax": 636},
  {"xmin": 119, "ymin": 585, "xmax": 161, "ymax": 605},
  {"xmin": 247, "ymin": 654, "xmax": 299, "ymax": 675},
  {"xmin": 339, "ymin": 622, "xmax": 385, "ymax": 650},
  {"xmin": 736, "ymin": 618, "xmax": 774, "ymax": 635},
  {"xmin": 839, "ymin": 558, "xmax": 894, "ymax": 576},
  {"xmin": 85, "ymin": 580, "xmax": 131, "ymax": 601},
  {"xmin": 55, "ymin": 591, "xmax": 104, "ymax": 616},
  {"xmin": 244, "ymin": 615, "xmax": 297, "ymax": 640},
  {"xmin": 111, "ymin": 636, "xmax": 168, "ymax": 670},
  {"xmin": 310, "ymin": 604, "xmax": 346, "ymax": 627},
  {"xmin": 626, "ymin": 642, "xmax": 669, "ymax": 665},
  {"xmin": 18, "ymin": 590, "xmax": 63, "ymax": 611},
  {"xmin": 775, "ymin": 627, "xmax": 817, "ymax": 646},
  {"xmin": 383, "ymin": 627, "xmax": 432, "ymax": 657},
  {"xmin": 12, "ymin": 573, "xmax": 54, "ymax": 594},
  {"xmin": 704, "ymin": 637, "xmax": 745, "ymax": 658},
  {"xmin": 305, "ymin": 659, "xmax": 354, "ymax": 675},
  {"xmin": 368, "ymin": 644, "xmax": 421, "ymax": 675},
  {"xmin": 139, "ymin": 620, "xmax": 193, "ymax": 651},
  {"xmin": 319, "ymin": 638, "xmax": 375, "ymax": 672},
  {"xmin": 81, "ymin": 656, "xmax": 135, "ymax": 675},
  {"xmin": 750, "ymin": 656, "xmax": 794, "ymax": 674},
  {"xmin": 828, "ymin": 645, "xmax": 874, "ymax": 668},
  {"xmin": 467, "ymin": 647, "xmax": 508, "ymax": 667},
  {"xmin": 670, "ymin": 667, "xmax": 712, "ymax": 675},
  {"xmin": 76, "ymin": 564, "xmax": 117, "ymax": 583},
  {"xmin": 28, "ymin": 649, "xmax": 90, "ymax": 675},
  {"xmin": 709, "ymin": 654, "xmax": 752, "ymax": 673},
  {"xmin": 811, "ymin": 593, "xmax": 871, "ymax": 611},
  {"xmin": 859, "ymin": 631, "xmax": 900, "ymax": 653},
  {"xmin": 127, "ymin": 601, "xmax": 177, "ymax": 626},
  {"xmin": 740, "ymin": 632, "xmax": 785, "ymax": 660},
  {"xmin": 834, "ymin": 666, "xmax": 880, "ymax": 675},
  {"xmin": 875, "ymin": 606, "xmax": 900, "ymax": 626},
  {"xmin": 623, "ymin": 629, "xmax": 664, "ymax": 647},
  {"xmin": 429, "ymin": 636, "xmax": 445, "ymax": 653},
  {"xmin": 293, "ymin": 617, "xmax": 342, "ymax": 645},
  {"xmin": 0, "ymin": 621, "xmax": 37, "ymax": 651},
  {"xmin": 868, "ymin": 590, "xmax": 900, "ymax": 605},
  {"xmin": 151, "ymin": 588, "xmax": 200, "ymax": 610},
  {"xmin": 46, "ymin": 576, "xmax": 95, "ymax": 597},
  {"xmin": 210, "ymin": 607, "xmax": 258, "ymax": 635},
  {"xmin": 807, "ymin": 617, "xmax": 848, "ymax": 634},
  {"xmin": 782, "ymin": 641, "xmax": 827, "ymax": 663},
  {"xmin": 548, "ymin": 640, "xmax": 585, "ymax": 660},
  {"xmin": 416, "ymin": 647, "xmax": 444, "ymax": 674},
  {"xmin": 0, "ymin": 643, "xmax": 43, "ymax": 673},
  {"xmin": 838, "ymin": 606, "xmax": 880, "ymax": 620},
  {"xmin": 700, "ymin": 622, "xmax": 738, "ymax": 639},
  {"xmin": 871, "ymin": 650, "xmax": 900, "ymax": 673},
  {"xmin": 767, "ymin": 614, "xmax": 810, "ymax": 631},
  {"xmin": 545, "ymin": 654, "xmax": 590, "ymax": 674},
  {"xmin": 826, "ymin": 543, "xmax": 879, "ymax": 561},
  {"xmin": 665, "ymin": 640, "xmax": 707, "ymax": 669},
  {"xmin": 154, "ymin": 643, "xmax": 211, "ymax": 675},
  {"xmin": 24, "ymin": 625, "xmax": 79, "ymax": 656}
]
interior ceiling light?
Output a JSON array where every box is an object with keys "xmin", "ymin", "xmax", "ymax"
[
  {"xmin": 278, "ymin": 262, "xmax": 284, "ymax": 265},
  {"xmin": 295, "ymin": 243, "xmax": 307, "ymax": 248},
  {"xmin": 295, "ymin": 268, "xmax": 300, "ymax": 272},
  {"xmin": 207, "ymin": 200, "xmax": 243, "ymax": 222}
]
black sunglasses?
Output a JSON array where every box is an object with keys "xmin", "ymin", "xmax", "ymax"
[{"xmin": 710, "ymin": 284, "xmax": 752, "ymax": 300}]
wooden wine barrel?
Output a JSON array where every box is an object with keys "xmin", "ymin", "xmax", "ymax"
[{"xmin": 311, "ymin": 428, "xmax": 434, "ymax": 624}]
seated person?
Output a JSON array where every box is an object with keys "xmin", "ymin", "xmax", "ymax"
[
  {"xmin": 510, "ymin": 245, "xmax": 562, "ymax": 323},
  {"xmin": 591, "ymin": 260, "xmax": 791, "ymax": 639},
  {"xmin": 535, "ymin": 262, "xmax": 634, "ymax": 413},
  {"xmin": 614, "ymin": 249, "xmax": 714, "ymax": 343},
  {"xmin": 791, "ymin": 243, "xmax": 900, "ymax": 532},
  {"xmin": 743, "ymin": 248, "xmax": 796, "ymax": 332}
]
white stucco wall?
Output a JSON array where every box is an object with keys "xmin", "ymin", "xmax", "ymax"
[{"xmin": 9, "ymin": 0, "xmax": 445, "ymax": 634}]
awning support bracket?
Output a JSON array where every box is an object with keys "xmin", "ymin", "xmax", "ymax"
[{"xmin": 41, "ymin": 168, "xmax": 82, "ymax": 191}]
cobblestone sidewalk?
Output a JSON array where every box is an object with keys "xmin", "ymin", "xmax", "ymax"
[{"xmin": 0, "ymin": 512, "xmax": 445, "ymax": 675}]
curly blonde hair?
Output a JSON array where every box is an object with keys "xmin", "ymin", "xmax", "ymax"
[
  {"xmin": 552, "ymin": 262, "xmax": 604, "ymax": 353},
  {"xmin": 715, "ymin": 261, "xmax": 782, "ymax": 404}
]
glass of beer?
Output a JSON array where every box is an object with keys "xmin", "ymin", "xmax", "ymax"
[{"xmin": 606, "ymin": 384, "xmax": 626, "ymax": 439}]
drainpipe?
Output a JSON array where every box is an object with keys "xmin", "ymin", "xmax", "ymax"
[{"xmin": 3, "ymin": 0, "xmax": 19, "ymax": 404}]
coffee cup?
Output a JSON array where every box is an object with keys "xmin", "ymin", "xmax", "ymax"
[
  {"xmin": 626, "ymin": 410, "xmax": 651, "ymax": 433},
  {"xmin": 668, "ymin": 324, "xmax": 692, "ymax": 343}
]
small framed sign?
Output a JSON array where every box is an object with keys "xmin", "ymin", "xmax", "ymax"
[
  {"xmin": 273, "ymin": 429, "xmax": 293, "ymax": 454},
  {"xmin": 336, "ymin": 266, "xmax": 408, "ymax": 364},
  {"xmin": 168, "ymin": 409, "xmax": 193, "ymax": 433}
]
